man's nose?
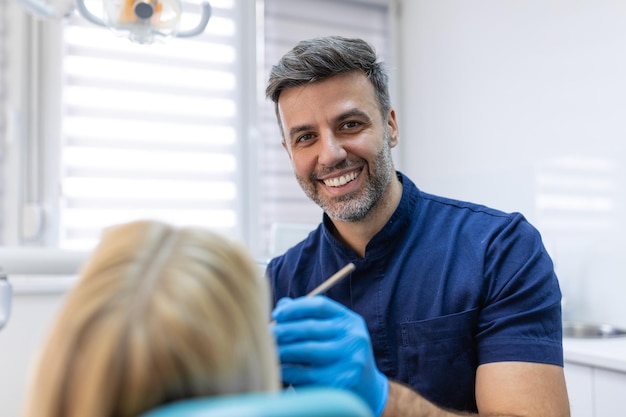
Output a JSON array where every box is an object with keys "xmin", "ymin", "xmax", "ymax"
[{"xmin": 318, "ymin": 131, "xmax": 347, "ymax": 166}]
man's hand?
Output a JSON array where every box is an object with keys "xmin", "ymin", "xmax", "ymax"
[{"xmin": 271, "ymin": 296, "xmax": 389, "ymax": 416}]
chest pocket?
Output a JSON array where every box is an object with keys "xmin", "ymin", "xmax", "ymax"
[{"xmin": 397, "ymin": 308, "xmax": 479, "ymax": 412}]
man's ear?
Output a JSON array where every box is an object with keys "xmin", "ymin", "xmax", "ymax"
[
  {"xmin": 281, "ymin": 140, "xmax": 293, "ymax": 160},
  {"xmin": 387, "ymin": 108, "xmax": 399, "ymax": 148}
]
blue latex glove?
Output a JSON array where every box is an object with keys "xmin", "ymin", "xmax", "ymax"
[{"xmin": 271, "ymin": 296, "xmax": 389, "ymax": 417}]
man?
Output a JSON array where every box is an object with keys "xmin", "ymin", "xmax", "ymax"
[{"xmin": 265, "ymin": 36, "xmax": 570, "ymax": 417}]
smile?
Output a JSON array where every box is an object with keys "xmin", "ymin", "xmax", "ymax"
[{"xmin": 322, "ymin": 170, "xmax": 359, "ymax": 187}]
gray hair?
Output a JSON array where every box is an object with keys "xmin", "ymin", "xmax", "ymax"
[{"xmin": 266, "ymin": 36, "xmax": 391, "ymax": 133}]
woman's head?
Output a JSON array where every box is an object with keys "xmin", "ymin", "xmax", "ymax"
[{"xmin": 24, "ymin": 220, "xmax": 279, "ymax": 417}]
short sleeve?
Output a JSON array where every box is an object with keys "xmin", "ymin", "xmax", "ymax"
[{"xmin": 477, "ymin": 214, "xmax": 564, "ymax": 366}]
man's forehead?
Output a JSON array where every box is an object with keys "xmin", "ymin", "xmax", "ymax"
[{"xmin": 277, "ymin": 73, "xmax": 377, "ymax": 117}]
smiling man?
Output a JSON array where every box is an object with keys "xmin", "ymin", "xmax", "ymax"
[
  {"xmin": 265, "ymin": 36, "xmax": 570, "ymax": 417},
  {"xmin": 279, "ymin": 69, "xmax": 401, "ymax": 251}
]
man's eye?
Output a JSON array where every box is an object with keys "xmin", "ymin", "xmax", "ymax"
[
  {"xmin": 342, "ymin": 121, "xmax": 361, "ymax": 129},
  {"xmin": 296, "ymin": 133, "xmax": 314, "ymax": 143}
]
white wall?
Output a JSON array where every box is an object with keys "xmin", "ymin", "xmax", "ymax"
[
  {"xmin": 0, "ymin": 250, "xmax": 85, "ymax": 417},
  {"xmin": 398, "ymin": 0, "xmax": 626, "ymax": 328},
  {"xmin": 0, "ymin": 280, "xmax": 70, "ymax": 417}
]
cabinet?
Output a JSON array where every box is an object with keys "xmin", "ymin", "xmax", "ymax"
[
  {"xmin": 565, "ymin": 362, "xmax": 626, "ymax": 417},
  {"xmin": 564, "ymin": 363, "xmax": 593, "ymax": 417},
  {"xmin": 594, "ymin": 368, "xmax": 626, "ymax": 417}
]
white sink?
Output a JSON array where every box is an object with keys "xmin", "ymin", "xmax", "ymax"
[{"xmin": 563, "ymin": 322, "xmax": 626, "ymax": 339}]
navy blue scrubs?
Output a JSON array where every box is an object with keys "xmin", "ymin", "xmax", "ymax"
[{"xmin": 267, "ymin": 172, "xmax": 563, "ymax": 412}]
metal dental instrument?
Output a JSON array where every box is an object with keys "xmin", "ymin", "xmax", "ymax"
[
  {"xmin": 270, "ymin": 262, "xmax": 356, "ymax": 325},
  {"xmin": 305, "ymin": 262, "xmax": 356, "ymax": 297}
]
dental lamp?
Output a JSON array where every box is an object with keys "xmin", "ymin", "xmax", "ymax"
[
  {"xmin": 77, "ymin": 0, "xmax": 211, "ymax": 44},
  {"xmin": 16, "ymin": 0, "xmax": 211, "ymax": 44}
]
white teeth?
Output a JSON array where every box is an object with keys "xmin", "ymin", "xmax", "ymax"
[{"xmin": 323, "ymin": 171, "xmax": 358, "ymax": 187}]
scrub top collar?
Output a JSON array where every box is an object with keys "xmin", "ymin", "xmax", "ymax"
[{"xmin": 320, "ymin": 171, "xmax": 419, "ymax": 260}]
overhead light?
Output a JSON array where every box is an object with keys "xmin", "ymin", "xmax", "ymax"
[
  {"xmin": 76, "ymin": 0, "xmax": 211, "ymax": 44},
  {"xmin": 16, "ymin": 0, "xmax": 211, "ymax": 44}
]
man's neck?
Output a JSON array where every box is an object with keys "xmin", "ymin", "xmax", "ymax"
[{"xmin": 329, "ymin": 174, "xmax": 403, "ymax": 258}]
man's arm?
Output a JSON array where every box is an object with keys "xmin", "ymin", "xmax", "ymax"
[
  {"xmin": 382, "ymin": 362, "xmax": 570, "ymax": 417},
  {"xmin": 382, "ymin": 380, "xmax": 473, "ymax": 417},
  {"xmin": 475, "ymin": 362, "xmax": 570, "ymax": 417}
]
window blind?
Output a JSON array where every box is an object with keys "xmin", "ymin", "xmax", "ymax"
[
  {"xmin": 60, "ymin": 0, "xmax": 393, "ymax": 254},
  {"xmin": 2, "ymin": 0, "xmax": 393, "ymax": 257},
  {"xmin": 59, "ymin": 0, "xmax": 241, "ymax": 249},
  {"xmin": 258, "ymin": 0, "xmax": 393, "ymax": 257}
]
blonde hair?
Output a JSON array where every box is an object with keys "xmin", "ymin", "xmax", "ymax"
[{"xmin": 22, "ymin": 220, "xmax": 279, "ymax": 417}]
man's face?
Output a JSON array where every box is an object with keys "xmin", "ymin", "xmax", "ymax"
[{"xmin": 278, "ymin": 71, "xmax": 399, "ymax": 222}]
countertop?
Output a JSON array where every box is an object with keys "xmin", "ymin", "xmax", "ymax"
[{"xmin": 563, "ymin": 336, "xmax": 626, "ymax": 373}]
